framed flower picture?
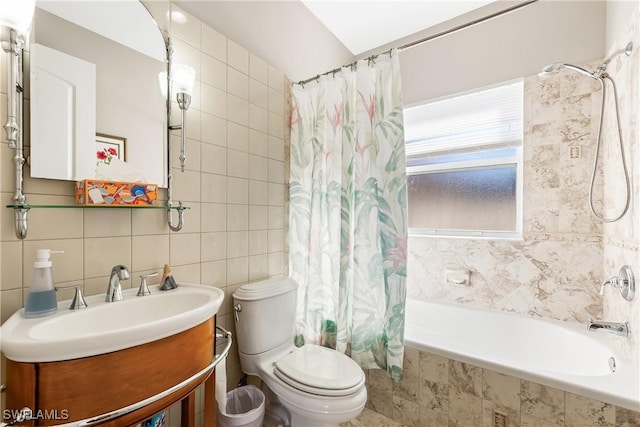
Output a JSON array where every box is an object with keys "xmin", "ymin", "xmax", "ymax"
[{"xmin": 96, "ymin": 133, "xmax": 127, "ymax": 164}]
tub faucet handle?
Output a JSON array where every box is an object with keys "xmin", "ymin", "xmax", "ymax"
[{"xmin": 600, "ymin": 265, "xmax": 634, "ymax": 301}]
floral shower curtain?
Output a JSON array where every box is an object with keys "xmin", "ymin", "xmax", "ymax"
[{"xmin": 289, "ymin": 50, "xmax": 408, "ymax": 380}]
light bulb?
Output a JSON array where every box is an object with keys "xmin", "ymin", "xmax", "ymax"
[{"xmin": 172, "ymin": 64, "xmax": 195, "ymax": 96}]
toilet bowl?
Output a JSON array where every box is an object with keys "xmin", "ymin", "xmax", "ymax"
[{"xmin": 233, "ymin": 278, "xmax": 367, "ymax": 427}]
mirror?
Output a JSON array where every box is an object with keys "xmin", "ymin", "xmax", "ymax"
[{"xmin": 29, "ymin": 1, "xmax": 168, "ymax": 187}]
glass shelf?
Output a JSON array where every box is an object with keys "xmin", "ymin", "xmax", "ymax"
[{"xmin": 6, "ymin": 204, "xmax": 189, "ymax": 210}]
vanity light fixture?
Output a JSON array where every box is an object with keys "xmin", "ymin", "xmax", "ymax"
[
  {"xmin": 162, "ymin": 38, "xmax": 195, "ymax": 232},
  {"xmin": 1, "ymin": 0, "xmax": 36, "ymax": 239},
  {"xmin": 164, "ymin": 63, "xmax": 195, "ymax": 173}
]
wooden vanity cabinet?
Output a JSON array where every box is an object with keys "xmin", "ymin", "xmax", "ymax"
[{"xmin": 5, "ymin": 317, "xmax": 217, "ymax": 426}]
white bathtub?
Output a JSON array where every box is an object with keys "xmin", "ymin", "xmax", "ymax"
[{"xmin": 404, "ymin": 298, "xmax": 640, "ymax": 411}]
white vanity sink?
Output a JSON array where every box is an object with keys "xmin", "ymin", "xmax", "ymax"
[{"xmin": 1, "ymin": 283, "xmax": 224, "ymax": 362}]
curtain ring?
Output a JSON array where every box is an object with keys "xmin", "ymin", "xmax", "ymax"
[
  {"xmin": 332, "ymin": 69, "xmax": 337, "ymax": 78},
  {"xmin": 315, "ymin": 75, "xmax": 320, "ymax": 83}
]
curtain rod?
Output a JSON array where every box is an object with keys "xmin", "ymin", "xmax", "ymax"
[{"xmin": 297, "ymin": 0, "xmax": 539, "ymax": 86}]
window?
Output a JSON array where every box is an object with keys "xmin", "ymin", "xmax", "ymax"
[{"xmin": 404, "ymin": 80, "xmax": 523, "ymax": 238}]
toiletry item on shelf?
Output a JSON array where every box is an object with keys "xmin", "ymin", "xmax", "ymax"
[
  {"xmin": 24, "ymin": 249, "xmax": 63, "ymax": 318},
  {"xmin": 160, "ymin": 264, "xmax": 178, "ymax": 291},
  {"xmin": 75, "ymin": 179, "xmax": 158, "ymax": 206}
]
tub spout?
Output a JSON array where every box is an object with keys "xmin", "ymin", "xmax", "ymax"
[{"xmin": 587, "ymin": 318, "xmax": 630, "ymax": 337}]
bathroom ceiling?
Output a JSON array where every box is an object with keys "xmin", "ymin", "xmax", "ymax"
[
  {"xmin": 300, "ymin": 0, "xmax": 495, "ymax": 55},
  {"xmin": 174, "ymin": 0, "xmax": 501, "ymax": 81}
]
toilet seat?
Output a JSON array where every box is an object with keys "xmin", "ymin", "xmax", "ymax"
[{"xmin": 273, "ymin": 344, "xmax": 365, "ymax": 397}]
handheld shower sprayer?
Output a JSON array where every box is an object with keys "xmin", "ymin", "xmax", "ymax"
[
  {"xmin": 539, "ymin": 63, "xmax": 594, "ymax": 79},
  {"xmin": 539, "ymin": 42, "xmax": 633, "ymax": 80},
  {"xmin": 538, "ymin": 42, "xmax": 633, "ymax": 223}
]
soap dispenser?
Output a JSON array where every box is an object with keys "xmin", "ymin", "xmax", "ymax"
[{"xmin": 24, "ymin": 249, "xmax": 62, "ymax": 318}]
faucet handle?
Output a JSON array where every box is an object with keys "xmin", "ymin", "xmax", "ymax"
[
  {"xmin": 69, "ymin": 285, "xmax": 88, "ymax": 310},
  {"xmin": 600, "ymin": 265, "xmax": 635, "ymax": 301},
  {"xmin": 137, "ymin": 272, "xmax": 159, "ymax": 297},
  {"xmin": 56, "ymin": 284, "xmax": 88, "ymax": 310}
]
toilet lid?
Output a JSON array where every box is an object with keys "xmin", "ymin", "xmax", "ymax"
[
  {"xmin": 233, "ymin": 277, "xmax": 297, "ymax": 301},
  {"xmin": 274, "ymin": 345, "xmax": 364, "ymax": 396}
]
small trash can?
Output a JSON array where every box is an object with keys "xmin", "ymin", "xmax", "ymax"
[{"xmin": 217, "ymin": 385, "xmax": 265, "ymax": 427}]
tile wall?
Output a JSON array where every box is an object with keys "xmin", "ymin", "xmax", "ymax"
[
  {"xmin": 601, "ymin": 2, "xmax": 640, "ymax": 370},
  {"xmin": 0, "ymin": 2, "xmax": 288, "ymax": 425},
  {"xmin": 365, "ymin": 348, "xmax": 640, "ymax": 427},
  {"xmin": 408, "ymin": 64, "xmax": 605, "ymax": 324},
  {"xmin": 409, "ymin": 1, "xmax": 640, "ymax": 374},
  {"xmin": 405, "ymin": 3, "xmax": 640, "ymax": 425}
]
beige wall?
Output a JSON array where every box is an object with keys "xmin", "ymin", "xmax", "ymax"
[
  {"xmin": 0, "ymin": 3, "xmax": 288, "ymax": 424},
  {"xmin": 396, "ymin": 1, "xmax": 606, "ymax": 105},
  {"xmin": 602, "ymin": 0, "xmax": 640, "ymax": 370}
]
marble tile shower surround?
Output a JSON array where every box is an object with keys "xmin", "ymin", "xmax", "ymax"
[
  {"xmin": 601, "ymin": 3, "xmax": 640, "ymax": 371},
  {"xmin": 408, "ymin": 64, "xmax": 606, "ymax": 324},
  {"xmin": 364, "ymin": 347, "xmax": 640, "ymax": 427},
  {"xmin": 408, "ymin": 3, "xmax": 640, "ymax": 398},
  {"xmin": 0, "ymin": 2, "xmax": 288, "ymax": 425},
  {"xmin": 408, "ymin": 237, "xmax": 603, "ymax": 323}
]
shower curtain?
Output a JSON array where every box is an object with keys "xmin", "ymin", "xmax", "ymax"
[{"xmin": 289, "ymin": 50, "xmax": 408, "ymax": 380}]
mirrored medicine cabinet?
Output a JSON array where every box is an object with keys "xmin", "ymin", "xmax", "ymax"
[{"xmin": 5, "ymin": 0, "xmax": 189, "ymax": 239}]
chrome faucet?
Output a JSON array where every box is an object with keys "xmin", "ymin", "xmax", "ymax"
[
  {"xmin": 106, "ymin": 265, "xmax": 130, "ymax": 302},
  {"xmin": 587, "ymin": 318, "xmax": 630, "ymax": 337}
]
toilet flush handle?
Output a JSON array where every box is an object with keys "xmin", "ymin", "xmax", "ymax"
[{"xmin": 234, "ymin": 303, "xmax": 242, "ymax": 323}]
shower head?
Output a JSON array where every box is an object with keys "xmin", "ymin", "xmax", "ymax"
[
  {"xmin": 539, "ymin": 42, "xmax": 633, "ymax": 81},
  {"xmin": 538, "ymin": 63, "xmax": 563, "ymax": 77},
  {"xmin": 538, "ymin": 62, "xmax": 597, "ymax": 79}
]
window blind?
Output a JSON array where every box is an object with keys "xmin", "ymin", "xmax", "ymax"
[{"xmin": 404, "ymin": 80, "xmax": 523, "ymax": 157}]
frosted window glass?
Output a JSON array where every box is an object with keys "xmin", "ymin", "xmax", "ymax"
[{"xmin": 408, "ymin": 165, "xmax": 517, "ymax": 231}]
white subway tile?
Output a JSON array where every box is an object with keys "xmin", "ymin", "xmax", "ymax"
[
  {"xmin": 202, "ymin": 25, "xmax": 226, "ymax": 62},
  {"xmin": 228, "ymin": 66, "xmax": 249, "ymax": 101},
  {"xmin": 227, "ymin": 40, "xmax": 249, "ymax": 74},
  {"xmin": 249, "ymin": 53, "xmax": 268, "ymax": 84},
  {"xmin": 227, "ymin": 122, "xmax": 249, "ymax": 152},
  {"xmin": 170, "ymin": 233, "xmax": 201, "ymax": 265}
]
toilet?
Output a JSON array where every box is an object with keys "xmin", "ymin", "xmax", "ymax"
[{"xmin": 233, "ymin": 278, "xmax": 367, "ymax": 427}]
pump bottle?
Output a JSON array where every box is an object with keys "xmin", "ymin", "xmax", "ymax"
[{"xmin": 24, "ymin": 249, "xmax": 62, "ymax": 318}]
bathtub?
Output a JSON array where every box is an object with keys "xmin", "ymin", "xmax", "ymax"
[{"xmin": 404, "ymin": 298, "xmax": 640, "ymax": 411}]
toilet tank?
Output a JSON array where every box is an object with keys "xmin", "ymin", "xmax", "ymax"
[{"xmin": 233, "ymin": 277, "xmax": 298, "ymax": 355}]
